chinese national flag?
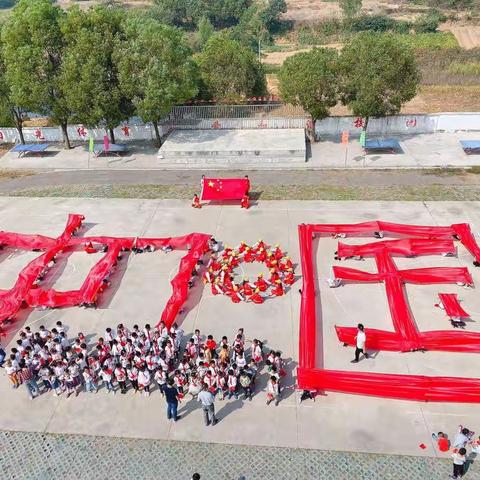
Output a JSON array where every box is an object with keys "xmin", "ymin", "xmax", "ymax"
[{"xmin": 200, "ymin": 177, "xmax": 250, "ymax": 201}]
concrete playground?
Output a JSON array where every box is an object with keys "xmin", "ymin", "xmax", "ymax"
[
  {"xmin": 0, "ymin": 131, "xmax": 479, "ymax": 170},
  {"xmin": 1, "ymin": 198, "xmax": 480, "ymax": 461}
]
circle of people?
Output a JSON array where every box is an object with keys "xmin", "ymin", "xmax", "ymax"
[
  {"xmin": 4, "ymin": 321, "xmax": 286, "ymax": 409},
  {"xmin": 204, "ymin": 239, "xmax": 295, "ymax": 304}
]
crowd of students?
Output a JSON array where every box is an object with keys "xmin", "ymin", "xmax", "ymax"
[{"xmin": 3, "ymin": 321, "xmax": 286, "ymax": 409}]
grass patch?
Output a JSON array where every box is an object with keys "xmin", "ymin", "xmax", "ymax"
[
  {"xmin": 5, "ymin": 183, "xmax": 480, "ymax": 201},
  {"xmin": 0, "ymin": 169, "xmax": 36, "ymax": 180},
  {"xmin": 389, "ymin": 32, "xmax": 459, "ymax": 50},
  {"xmin": 263, "ymin": 63, "xmax": 282, "ymax": 74}
]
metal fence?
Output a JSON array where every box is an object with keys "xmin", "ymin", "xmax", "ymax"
[{"xmin": 161, "ymin": 103, "xmax": 308, "ymax": 129}]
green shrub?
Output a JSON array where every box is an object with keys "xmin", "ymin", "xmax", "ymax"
[
  {"xmin": 349, "ymin": 15, "xmax": 411, "ymax": 34},
  {"xmin": 449, "ymin": 62, "xmax": 480, "ymax": 75},
  {"xmin": 413, "ymin": 9, "xmax": 447, "ymax": 33}
]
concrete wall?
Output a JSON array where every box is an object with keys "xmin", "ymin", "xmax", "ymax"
[
  {"xmin": 0, "ymin": 124, "xmax": 158, "ymax": 144},
  {"xmin": 0, "ymin": 113, "xmax": 478, "ymax": 143},
  {"xmin": 315, "ymin": 113, "xmax": 480, "ymax": 138}
]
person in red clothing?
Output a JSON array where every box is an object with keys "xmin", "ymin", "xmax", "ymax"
[
  {"xmin": 253, "ymin": 240, "xmax": 266, "ymax": 254},
  {"xmin": 256, "ymin": 247, "xmax": 267, "ymax": 262},
  {"xmin": 84, "ymin": 242, "xmax": 97, "ymax": 254},
  {"xmin": 238, "ymin": 241, "xmax": 248, "ymax": 253},
  {"xmin": 272, "ymin": 245, "xmax": 284, "ymax": 261},
  {"xmin": 241, "ymin": 279, "xmax": 254, "ymax": 296},
  {"xmin": 283, "ymin": 268, "xmax": 295, "ymax": 285},
  {"xmin": 269, "ymin": 268, "xmax": 280, "ymax": 284},
  {"xmin": 249, "ymin": 288, "xmax": 264, "ymax": 304},
  {"xmin": 271, "ymin": 280, "xmax": 284, "ymax": 297},
  {"xmin": 280, "ymin": 256, "xmax": 293, "ymax": 271},
  {"xmin": 243, "ymin": 247, "xmax": 255, "ymax": 263},
  {"xmin": 240, "ymin": 194, "xmax": 250, "ymax": 209},
  {"xmin": 432, "ymin": 432, "xmax": 450, "ymax": 452},
  {"xmin": 255, "ymin": 274, "xmax": 268, "ymax": 292},
  {"xmin": 192, "ymin": 194, "xmax": 201, "ymax": 209},
  {"xmin": 204, "ymin": 335, "xmax": 217, "ymax": 359},
  {"xmin": 228, "ymin": 285, "xmax": 243, "ymax": 303},
  {"xmin": 211, "ymin": 278, "xmax": 223, "ymax": 295}
]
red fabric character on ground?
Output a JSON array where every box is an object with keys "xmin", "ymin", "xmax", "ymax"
[
  {"xmin": 271, "ymin": 280, "xmax": 284, "ymax": 297},
  {"xmin": 84, "ymin": 242, "xmax": 97, "ymax": 254},
  {"xmin": 241, "ymin": 194, "xmax": 250, "ymax": 209},
  {"xmin": 255, "ymin": 274, "xmax": 269, "ymax": 292},
  {"xmin": 192, "ymin": 194, "xmax": 201, "ymax": 209}
]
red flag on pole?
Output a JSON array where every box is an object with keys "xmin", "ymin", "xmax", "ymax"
[{"xmin": 200, "ymin": 177, "xmax": 250, "ymax": 201}]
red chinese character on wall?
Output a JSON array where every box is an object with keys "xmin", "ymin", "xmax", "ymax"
[
  {"xmin": 0, "ymin": 131, "xmax": 4, "ymax": 141},
  {"xmin": 257, "ymin": 120, "xmax": 267, "ymax": 128},
  {"xmin": 405, "ymin": 118, "xmax": 417, "ymax": 128},
  {"xmin": 305, "ymin": 119, "xmax": 314, "ymax": 130},
  {"xmin": 34, "ymin": 128, "xmax": 44, "ymax": 140},
  {"xmin": 121, "ymin": 126, "xmax": 130, "ymax": 137},
  {"xmin": 77, "ymin": 126, "xmax": 88, "ymax": 138},
  {"xmin": 211, "ymin": 120, "xmax": 221, "ymax": 129},
  {"xmin": 353, "ymin": 117, "xmax": 364, "ymax": 128}
]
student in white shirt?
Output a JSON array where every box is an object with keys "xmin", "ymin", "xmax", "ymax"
[
  {"xmin": 452, "ymin": 447, "xmax": 467, "ymax": 479},
  {"xmin": 351, "ymin": 323, "xmax": 369, "ymax": 363}
]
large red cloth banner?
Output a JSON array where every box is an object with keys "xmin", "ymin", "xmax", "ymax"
[
  {"xmin": 298, "ymin": 220, "xmax": 480, "ymax": 402},
  {"xmin": 201, "ymin": 177, "xmax": 250, "ymax": 201},
  {"xmin": 438, "ymin": 293, "xmax": 470, "ymax": 319},
  {"xmin": 0, "ymin": 215, "xmax": 210, "ymax": 333}
]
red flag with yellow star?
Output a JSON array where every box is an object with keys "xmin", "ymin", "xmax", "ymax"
[{"xmin": 200, "ymin": 177, "xmax": 250, "ymax": 201}]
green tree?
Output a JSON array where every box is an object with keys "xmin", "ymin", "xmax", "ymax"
[
  {"xmin": 196, "ymin": 33, "xmax": 266, "ymax": 102},
  {"xmin": 115, "ymin": 17, "xmax": 198, "ymax": 145},
  {"xmin": 278, "ymin": 48, "xmax": 339, "ymax": 140},
  {"xmin": 339, "ymin": 33, "xmax": 420, "ymax": 132},
  {"xmin": 0, "ymin": 36, "xmax": 27, "ymax": 144},
  {"xmin": 59, "ymin": 5, "xmax": 132, "ymax": 143},
  {"xmin": 1, "ymin": 0, "xmax": 73, "ymax": 147},
  {"xmin": 260, "ymin": 0, "xmax": 288, "ymax": 33},
  {"xmin": 195, "ymin": 16, "xmax": 214, "ymax": 49},
  {"xmin": 153, "ymin": 0, "xmax": 251, "ymax": 28},
  {"xmin": 339, "ymin": 0, "xmax": 363, "ymax": 19}
]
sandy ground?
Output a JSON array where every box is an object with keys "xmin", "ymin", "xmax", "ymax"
[
  {"xmin": 440, "ymin": 23, "xmax": 480, "ymax": 49},
  {"xmin": 1, "ymin": 198, "xmax": 480, "ymax": 458}
]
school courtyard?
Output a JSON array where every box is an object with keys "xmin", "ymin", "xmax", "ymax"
[{"xmin": 1, "ymin": 197, "xmax": 480, "ymax": 479}]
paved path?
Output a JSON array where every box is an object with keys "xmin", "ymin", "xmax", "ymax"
[
  {"xmin": 0, "ymin": 168, "xmax": 477, "ymax": 194},
  {"xmin": 0, "ymin": 430, "xmax": 456, "ymax": 480}
]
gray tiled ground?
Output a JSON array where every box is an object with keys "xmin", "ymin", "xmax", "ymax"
[{"xmin": 0, "ymin": 430, "xmax": 457, "ymax": 480}]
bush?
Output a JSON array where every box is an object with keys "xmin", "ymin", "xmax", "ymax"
[
  {"xmin": 296, "ymin": 19, "xmax": 343, "ymax": 45},
  {"xmin": 413, "ymin": 9, "xmax": 447, "ymax": 33},
  {"xmin": 349, "ymin": 15, "xmax": 411, "ymax": 34}
]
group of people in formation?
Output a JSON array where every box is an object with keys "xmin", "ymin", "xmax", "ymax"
[
  {"xmin": 4, "ymin": 321, "xmax": 286, "ymax": 409},
  {"xmin": 203, "ymin": 239, "xmax": 295, "ymax": 304}
]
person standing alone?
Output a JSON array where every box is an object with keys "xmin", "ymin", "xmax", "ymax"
[
  {"xmin": 197, "ymin": 383, "xmax": 217, "ymax": 426},
  {"xmin": 351, "ymin": 323, "xmax": 369, "ymax": 363},
  {"xmin": 164, "ymin": 378, "xmax": 181, "ymax": 422}
]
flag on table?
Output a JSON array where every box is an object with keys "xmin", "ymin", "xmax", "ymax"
[
  {"xmin": 88, "ymin": 137, "xmax": 94, "ymax": 153},
  {"xmin": 359, "ymin": 130, "xmax": 366, "ymax": 147},
  {"xmin": 201, "ymin": 177, "xmax": 250, "ymax": 201}
]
